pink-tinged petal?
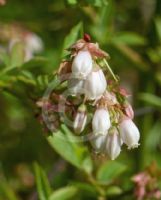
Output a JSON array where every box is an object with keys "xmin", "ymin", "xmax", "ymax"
[
  {"xmin": 87, "ymin": 43, "xmax": 109, "ymax": 58},
  {"xmin": 124, "ymin": 104, "xmax": 134, "ymax": 119}
]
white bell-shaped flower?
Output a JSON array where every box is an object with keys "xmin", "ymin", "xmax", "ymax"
[
  {"xmin": 90, "ymin": 134, "xmax": 106, "ymax": 153},
  {"xmin": 105, "ymin": 130, "xmax": 122, "ymax": 160},
  {"xmin": 73, "ymin": 112, "xmax": 87, "ymax": 133},
  {"xmin": 25, "ymin": 33, "xmax": 44, "ymax": 53},
  {"xmin": 92, "ymin": 108, "xmax": 111, "ymax": 135},
  {"xmin": 84, "ymin": 68, "xmax": 107, "ymax": 100},
  {"xmin": 68, "ymin": 78, "xmax": 84, "ymax": 95},
  {"xmin": 119, "ymin": 119, "xmax": 140, "ymax": 149},
  {"xmin": 73, "ymin": 105, "xmax": 87, "ymax": 133},
  {"xmin": 72, "ymin": 50, "xmax": 93, "ymax": 79}
]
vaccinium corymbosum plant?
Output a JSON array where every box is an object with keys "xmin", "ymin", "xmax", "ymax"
[{"xmin": 37, "ymin": 34, "xmax": 140, "ymax": 160}]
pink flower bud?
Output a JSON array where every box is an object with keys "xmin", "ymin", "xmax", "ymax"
[
  {"xmin": 119, "ymin": 119, "xmax": 140, "ymax": 149},
  {"xmin": 92, "ymin": 108, "xmax": 111, "ymax": 135},
  {"xmin": 72, "ymin": 50, "xmax": 93, "ymax": 79},
  {"xmin": 124, "ymin": 104, "xmax": 134, "ymax": 119},
  {"xmin": 105, "ymin": 130, "xmax": 122, "ymax": 160},
  {"xmin": 84, "ymin": 68, "xmax": 107, "ymax": 100}
]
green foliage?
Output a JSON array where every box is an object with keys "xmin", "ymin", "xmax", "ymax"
[
  {"xmin": 0, "ymin": 0, "xmax": 161, "ymax": 199},
  {"xmin": 34, "ymin": 162, "xmax": 52, "ymax": 200},
  {"xmin": 96, "ymin": 161, "xmax": 127, "ymax": 184},
  {"xmin": 0, "ymin": 182, "xmax": 19, "ymax": 200},
  {"xmin": 139, "ymin": 93, "xmax": 161, "ymax": 109},
  {"xmin": 111, "ymin": 32, "xmax": 147, "ymax": 46},
  {"xmin": 61, "ymin": 22, "xmax": 83, "ymax": 58},
  {"xmin": 66, "ymin": 0, "xmax": 108, "ymax": 7},
  {"xmin": 49, "ymin": 186, "xmax": 78, "ymax": 200},
  {"xmin": 47, "ymin": 125, "xmax": 93, "ymax": 174},
  {"xmin": 155, "ymin": 17, "xmax": 161, "ymax": 43}
]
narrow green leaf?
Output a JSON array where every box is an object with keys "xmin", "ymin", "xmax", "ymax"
[
  {"xmin": 22, "ymin": 56, "xmax": 48, "ymax": 69},
  {"xmin": 47, "ymin": 125, "xmax": 93, "ymax": 174},
  {"xmin": 86, "ymin": 0, "xmax": 108, "ymax": 7},
  {"xmin": 96, "ymin": 161, "xmax": 127, "ymax": 184},
  {"xmin": 66, "ymin": 0, "xmax": 77, "ymax": 5},
  {"xmin": 106, "ymin": 186, "xmax": 122, "ymax": 196},
  {"xmin": 0, "ymin": 182, "xmax": 19, "ymax": 200},
  {"xmin": 139, "ymin": 93, "xmax": 161, "ymax": 108},
  {"xmin": 49, "ymin": 186, "xmax": 78, "ymax": 200},
  {"xmin": 145, "ymin": 121, "xmax": 161, "ymax": 151},
  {"xmin": 154, "ymin": 17, "xmax": 161, "ymax": 43},
  {"xmin": 34, "ymin": 162, "xmax": 51, "ymax": 200},
  {"xmin": 61, "ymin": 22, "xmax": 83, "ymax": 58},
  {"xmin": 112, "ymin": 32, "xmax": 146, "ymax": 45},
  {"xmin": 9, "ymin": 41, "xmax": 25, "ymax": 68}
]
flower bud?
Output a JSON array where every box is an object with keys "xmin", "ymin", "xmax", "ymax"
[
  {"xmin": 105, "ymin": 130, "xmax": 122, "ymax": 160},
  {"xmin": 119, "ymin": 119, "xmax": 140, "ymax": 149},
  {"xmin": 90, "ymin": 134, "xmax": 106, "ymax": 153},
  {"xmin": 72, "ymin": 50, "xmax": 93, "ymax": 79},
  {"xmin": 92, "ymin": 108, "xmax": 111, "ymax": 135},
  {"xmin": 25, "ymin": 33, "xmax": 43, "ymax": 53},
  {"xmin": 73, "ymin": 105, "xmax": 87, "ymax": 134},
  {"xmin": 124, "ymin": 103, "xmax": 134, "ymax": 119},
  {"xmin": 68, "ymin": 78, "xmax": 84, "ymax": 95},
  {"xmin": 84, "ymin": 68, "xmax": 107, "ymax": 100}
]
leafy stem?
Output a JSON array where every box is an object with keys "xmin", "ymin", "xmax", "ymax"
[{"xmin": 86, "ymin": 172, "xmax": 106, "ymax": 199}]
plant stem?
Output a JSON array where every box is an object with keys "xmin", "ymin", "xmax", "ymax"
[
  {"xmin": 103, "ymin": 59, "xmax": 118, "ymax": 82},
  {"xmin": 87, "ymin": 173, "xmax": 106, "ymax": 197}
]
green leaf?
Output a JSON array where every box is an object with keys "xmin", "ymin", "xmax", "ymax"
[
  {"xmin": 34, "ymin": 162, "xmax": 51, "ymax": 200},
  {"xmin": 139, "ymin": 93, "xmax": 161, "ymax": 109},
  {"xmin": 106, "ymin": 186, "xmax": 122, "ymax": 196},
  {"xmin": 47, "ymin": 125, "xmax": 93, "ymax": 174},
  {"xmin": 9, "ymin": 41, "xmax": 25, "ymax": 68},
  {"xmin": 49, "ymin": 186, "xmax": 78, "ymax": 200},
  {"xmin": 22, "ymin": 56, "xmax": 48, "ymax": 69},
  {"xmin": 61, "ymin": 22, "xmax": 83, "ymax": 58},
  {"xmin": 112, "ymin": 32, "xmax": 146, "ymax": 46},
  {"xmin": 154, "ymin": 17, "xmax": 161, "ymax": 43},
  {"xmin": 145, "ymin": 121, "xmax": 161, "ymax": 151},
  {"xmin": 71, "ymin": 182, "xmax": 97, "ymax": 197},
  {"xmin": 36, "ymin": 75, "xmax": 50, "ymax": 90},
  {"xmin": 91, "ymin": 0, "xmax": 113, "ymax": 42},
  {"xmin": 0, "ymin": 182, "xmax": 19, "ymax": 200},
  {"xmin": 96, "ymin": 161, "xmax": 127, "ymax": 184},
  {"xmin": 0, "ymin": 48, "xmax": 10, "ymax": 67},
  {"xmin": 86, "ymin": 0, "xmax": 108, "ymax": 7},
  {"xmin": 66, "ymin": 0, "xmax": 77, "ymax": 5}
]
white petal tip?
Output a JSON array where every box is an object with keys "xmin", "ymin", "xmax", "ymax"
[{"xmin": 128, "ymin": 143, "xmax": 140, "ymax": 150}]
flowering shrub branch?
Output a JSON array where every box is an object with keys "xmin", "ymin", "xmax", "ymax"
[{"xmin": 38, "ymin": 33, "xmax": 140, "ymax": 160}]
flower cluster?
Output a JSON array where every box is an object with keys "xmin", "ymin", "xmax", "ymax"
[
  {"xmin": 38, "ymin": 34, "xmax": 140, "ymax": 160},
  {"xmin": 0, "ymin": 23, "xmax": 43, "ymax": 61},
  {"xmin": 132, "ymin": 163, "xmax": 161, "ymax": 200}
]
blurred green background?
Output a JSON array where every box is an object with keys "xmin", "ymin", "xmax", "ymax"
[{"xmin": 0, "ymin": 0, "xmax": 161, "ymax": 199}]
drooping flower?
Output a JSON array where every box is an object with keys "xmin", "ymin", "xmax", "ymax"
[
  {"xmin": 90, "ymin": 134, "xmax": 106, "ymax": 153},
  {"xmin": 92, "ymin": 108, "xmax": 111, "ymax": 135},
  {"xmin": 119, "ymin": 119, "xmax": 140, "ymax": 149},
  {"xmin": 105, "ymin": 129, "xmax": 122, "ymax": 160},
  {"xmin": 68, "ymin": 78, "xmax": 84, "ymax": 96},
  {"xmin": 73, "ymin": 104, "xmax": 87, "ymax": 134},
  {"xmin": 9, "ymin": 32, "xmax": 43, "ymax": 61},
  {"xmin": 71, "ymin": 50, "xmax": 93, "ymax": 79},
  {"xmin": 84, "ymin": 68, "xmax": 107, "ymax": 100}
]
